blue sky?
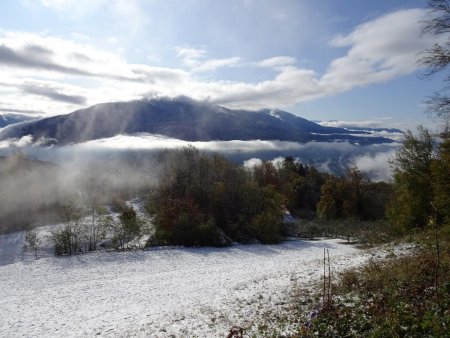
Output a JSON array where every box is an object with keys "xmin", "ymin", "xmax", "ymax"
[{"xmin": 0, "ymin": 0, "xmax": 445, "ymax": 129}]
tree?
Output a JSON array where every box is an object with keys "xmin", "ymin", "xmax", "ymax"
[
  {"xmin": 24, "ymin": 227, "xmax": 42, "ymax": 259},
  {"xmin": 419, "ymin": 2, "xmax": 450, "ymax": 222},
  {"xmin": 84, "ymin": 177, "xmax": 105, "ymax": 251},
  {"xmin": 52, "ymin": 204, "xmax": 83, "ymax": 255},
  {"xmin": 278, "ymin": 158, "xmax": 324, "ymax": 218},
  {"xmin": 150, "ymin": 146, "xmax": 284, "ymax": 246},
  {"xmin": 387, "ymin": 126, "xmax": 435, "ymax": 230},
  {"xmin": 317, "ymin": 177, "xmax": 340, "ymax": 220},
  {"xmin": 432, "ymin": 138, "xmax": 450, "ymax": 223},
  {"xmin": 99, "ymin": 206, "xmax": 144, "ymax": 250},
  {"xmin": 316, "ymin": 169, "xmax": 366, "ymax": 220},
  {"xmin": 421, "ymin": 0, "xmax": 450, "ymax": 126}
]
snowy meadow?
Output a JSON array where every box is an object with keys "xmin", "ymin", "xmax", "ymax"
[{"xmin": 0, "ymin": 238, "xmax": 375, "ymax": 337}]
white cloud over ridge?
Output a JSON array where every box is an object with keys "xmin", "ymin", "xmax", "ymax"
[
  {"xmin": 318, "ymin": 119, "xmax": 405, "ymax": 141},
  {"xmin": 319, "ymin": 119, "xmax": 393, "ymax": 129},
  {"xmin": 0, "ymin": 133, "xmax": 400, "ymax": 181},
  {"xmin": 0, "ymin": 8, "xmax": 440, "ymax": 116}
]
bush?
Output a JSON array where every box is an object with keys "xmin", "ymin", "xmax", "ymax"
[
  {"xmin": 250, "ymin": 211, "xmax": 283, "ymax": 244},
  {"xmin": 52, "ymin": 224, "xmax": 82, "ymax": 255},
  {"xmin": 298, "ymin": 239, "xmax": 450, "ymax": 337}
]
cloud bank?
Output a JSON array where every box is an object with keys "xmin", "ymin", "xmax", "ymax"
[{"xmin": 0, "ymin": 133, "xmax": 400, "ymax": 180}]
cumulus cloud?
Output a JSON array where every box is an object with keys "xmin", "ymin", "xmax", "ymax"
[
  {"xmin": 351, "ymin": 149, "xmax": 397, "ymax": 182},
  {"xmin": 206, "ymin": 67, "xmax": 322, "ymax": 109},
  {"xmin": 322, "ymin": 9, "xmax": 440, "ymax": 91},
  {"xmin": 0, "ymin": 8, "xmax": 442, "ymax": 115}
]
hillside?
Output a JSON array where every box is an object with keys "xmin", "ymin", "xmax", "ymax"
[{"xmin": 0, "ymin": 97, "xmax": 395, "ymax": 146}]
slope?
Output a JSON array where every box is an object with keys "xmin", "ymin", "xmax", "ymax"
[{"xmin": 0, "ymin": 97, "xmax": 394, "ymax": 146}]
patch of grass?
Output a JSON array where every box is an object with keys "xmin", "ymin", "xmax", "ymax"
[
  {"xmin": 295, "ymin": 225, "xmax": 450, "ymax": 338},
  {"xmin": 298, "ymin": 219, "xmax": 403, "ymax": 247}
]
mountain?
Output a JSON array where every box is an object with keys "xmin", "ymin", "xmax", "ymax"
[
  {"xmin": 0, "ymin": 113, "xmax": 35, "ymax": 129},
  {"xmin": 0, "ymin": 97, "xmax": 395, "ymax": 145}
]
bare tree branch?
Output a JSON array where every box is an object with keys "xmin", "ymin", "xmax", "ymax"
[{"xmin": 419, "ymin": 0, "xmax": 450, "ymax": 122}]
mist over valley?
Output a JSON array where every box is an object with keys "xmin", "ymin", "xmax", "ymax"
[{"xmin": 2, "ymin": 1, "xmax": 448, "ymax": 337}]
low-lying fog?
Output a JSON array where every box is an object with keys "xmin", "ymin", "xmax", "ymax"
[
  {"xmin": 1, "ymin": 133, "xmax": 399, "ymax": 180},
  {"xmin": 0, "ymin": 133, "xmax": 399, "ymax": 234}
]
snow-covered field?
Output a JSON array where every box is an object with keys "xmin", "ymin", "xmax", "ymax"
[{"xmin": 0, "ymin": 237, "xmax": 385, "ymax": 337}]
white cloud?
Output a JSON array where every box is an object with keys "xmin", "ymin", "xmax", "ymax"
[
  {"xmin": 0, "ymin": 135, "xmax": 33, "ymax": 149},
  {"xmin": 175, "ymin": 46, "xmax": 241, "ymax": 73},
  {"xmin": 317, "ymin": 119, "xmax": 406, "ymax": 141},
  {"xmin": 201, "ymin": 66, "xmax": 321, "ymax": 109},
  {"xmin": 321, "ymin": 8, "xmax": 439, "ymax": 91},
  {"xmin": 175, "ymin": 47, "xmax": 207, "ymax": 67},
  {"xmin": 351, "ymin": 149, "xmax": 397, "ymax": 182},
  {"xmin": 0, "ymin": 133, "xmax": 399, "ymax": 181},
  {"xmin": 319, "ymin": 119, "xmax": 392, "ymax": 129},
  {"xmin": 243, "ymin": 158, "xmax": 263, "ymax": 168},
  {"xmin": 0, "ymin": 8, "xmax": 443, "ymax": 115},
  {"xmin": 74, "ymin": 134, "xmax": 313, "ymax": 153},
  {"xmin": 193, "ymin": 57, "xmax": 241, "ymax": 73},
  {"xmin": 256, "ymin": 56, "xmax": 296, "ymax": 69}
]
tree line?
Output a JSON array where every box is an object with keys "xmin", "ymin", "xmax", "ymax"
[{"xmin": 147, "ymin": 146, "xmax": 394, "ymax": 247}]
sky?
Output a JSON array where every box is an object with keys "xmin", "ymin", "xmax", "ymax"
[{"xmin": 0, "ymin": 0, "xmax": 446, "ymax": 129}]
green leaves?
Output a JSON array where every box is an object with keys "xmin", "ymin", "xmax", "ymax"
[
  {"xmin": 387, "ymin": 126, "xmax": 436, "ymax": 229},
  {"xmin": 151, "ymin": 147, "xmax": 284, "ymax": 246}
]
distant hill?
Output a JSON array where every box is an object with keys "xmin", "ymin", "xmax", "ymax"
[{"xmin": 0, "ymin": 97, "xmax": 395, "ymax": 145}]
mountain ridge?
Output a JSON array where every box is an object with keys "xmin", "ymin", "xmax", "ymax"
[{"xmin": 0, "ymin": 97, "xmax": 396, "ymax": 146}]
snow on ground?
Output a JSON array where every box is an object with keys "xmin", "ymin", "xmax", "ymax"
[
  {"xmin": 0, "ymin": 230, "xmax": 26, "ymax": 266},
  {"xmin": 0, "ymin": 222, "xmax": 79, "ymax": 266},
  {"xmin": 0, "ymin": 198, "xmax": 154, "ymax": 265},
  {"xmin": 0, "ymin": 238, "xmax": 394, "ymax": 338}
]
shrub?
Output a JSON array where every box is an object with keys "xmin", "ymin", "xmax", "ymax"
[
  {"xmin": 52, "ymin": 224, "xmax": 82, "ymax": 255},
  {"xmin": 298, "ymin": 242, "xmax": 450, "ymax": 337},
  {"xmin": 23, "ymin": 227, "xmax": 42, "ymax": 259},
  {"xmin": 250, "ymin": 211, "xmax": 283, "ymax": 244}
]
